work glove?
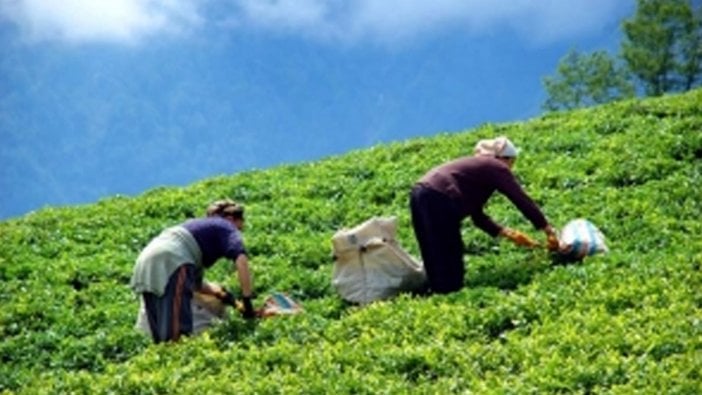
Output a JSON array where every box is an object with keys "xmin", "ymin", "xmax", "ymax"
[
  {"xmin": 240, "ymin": 296, "xmax": 256, "ymax": 319},
  {"xmin": 544, "ymin": 225, "xmax": 560, "ymax": 252},
  {"xmin": 500, "ymin": 228, "xmax": 539, "ymax": 248},
  {"xmin": 218, "ymin": 290, "xmax": 258, "ymax": 319},
  {"xmin": 217, "ymin": 289, "xmax": 237, "ymax": 307}
]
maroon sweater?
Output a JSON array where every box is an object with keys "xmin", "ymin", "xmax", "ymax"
[{"xmin": 417, "ymin": 155, "xmax": 548, "ymax": 237}]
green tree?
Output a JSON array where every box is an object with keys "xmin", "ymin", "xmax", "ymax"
[
  {"xmin": 621, "ymin": 0, "xmax": 701, "ymax": 95},
  {"xmin": 678, "ymin": 4, "xmax": 702, "ymax": 90},
  {"xmin": 542, "ymin": 49, "xmax": 634, "ymax": 111}
]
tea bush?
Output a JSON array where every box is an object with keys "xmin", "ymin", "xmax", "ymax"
[{"xmin": 1, "ymin": 89, "xmax": 701, "ymax": 394}]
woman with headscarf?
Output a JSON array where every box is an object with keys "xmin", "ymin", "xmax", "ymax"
[
  {"xmin": 410, "ymin": 136, "xmax": 559, "ymax": 294},
  {"xmin": 130, "ymin": 199, "xmax": 257, "ymax": 343}
]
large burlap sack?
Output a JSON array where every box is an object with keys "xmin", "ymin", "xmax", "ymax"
[{"xmin": 331, "ymin": 216, "xmax": 426, "ymax": 304}]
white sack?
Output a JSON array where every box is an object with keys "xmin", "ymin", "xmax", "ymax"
[
  {"xmin": 331, "ymin": 216, "xmax": 426, "ymax": 304},
  {"xmin": 558, "ymin": 218, "xmax": 608, "ymax": 260}
]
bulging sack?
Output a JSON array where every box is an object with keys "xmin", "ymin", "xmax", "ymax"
[
  {"xmin": 331, "ymin": 216, "xmax": 427, "ymax": 304},
  {"xmin": 558, "ymin": 219, "xmax": 608, "ymax": 260}
]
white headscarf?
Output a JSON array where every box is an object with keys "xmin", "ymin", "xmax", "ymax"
[{"xmin": 474, "ymin": 136, "xmax": 519, "ymax": 158}]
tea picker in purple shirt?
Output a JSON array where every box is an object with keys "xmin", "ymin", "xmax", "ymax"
[
  {"xmin": 130, "ymin": 199, "xmax": 256, "ymax": 343},
  {"xmin": 410, "ymin": 136, "xmax": 559, "ymax": 294}
]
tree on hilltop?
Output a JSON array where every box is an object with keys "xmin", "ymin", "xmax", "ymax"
[
  {"xmin": 543, "ymin": 50, "xmax": 634, "ymax": 111},
  {"xmin": 543, "ymin": 0, "xmax": 701, "ymax": 111},
  {"xmin": 622, "ymin": 0, "xmax": 702, "ymax": 95}
]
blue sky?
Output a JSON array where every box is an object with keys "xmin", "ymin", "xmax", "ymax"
[{"xmin": 0, "ymin": 0, "xmax": 634, "ymax": 220}]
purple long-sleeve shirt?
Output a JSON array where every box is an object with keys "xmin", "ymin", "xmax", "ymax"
[
  {"xmin": 182, "ymin": 217, "xmax": 246, "ymax": 268},
  {"xmin": 417, "ymin": 155, "xmax": 548, "ymax": 237}
]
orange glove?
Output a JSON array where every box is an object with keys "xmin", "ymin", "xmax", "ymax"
[
  {"xmin": 546, "ymin": 233, "xmax": 561, "ymax": 251},
  {"xmin": 544, "ymin": 225, "xmax": 560, "ymax": 252},
  {"xmin": 500, "ymin": 228, "xmax": 539, "ymax": 248}
]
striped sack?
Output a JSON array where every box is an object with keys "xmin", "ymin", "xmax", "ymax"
[{"xmin": 558, "ymin": 219, "xmax": 608, "ymax": 260}]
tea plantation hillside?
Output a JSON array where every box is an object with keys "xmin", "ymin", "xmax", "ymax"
[{"xmin": 1, "ymin": 89, "xmax": 701, "ymax": 394}]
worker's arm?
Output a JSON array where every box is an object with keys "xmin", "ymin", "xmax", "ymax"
[
  {"xmin": 499, "ymin": 227, "xmax": 539, "ymax": 248},
  {"xmin": 234, "ymin": 254, "xmax": 256, "ymax": 318},
  {"xmin": 234, "ymin": 253, "xmax": 253, "ymax": 298},
  {"xmin": 198, "ymin": 281, "xmax": 224, "ymax": 297}
]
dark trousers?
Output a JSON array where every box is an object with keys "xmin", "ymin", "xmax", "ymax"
[
  {"xmin": 143, "ymin": 264, "xmax": 195, "ymax": 343},
  {"xmin": 410, "ymin": 185, "xmax": 465, "ymax": 294}
]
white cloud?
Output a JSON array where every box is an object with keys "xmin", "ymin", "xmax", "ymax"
[
  {"xmin": 229, "ymin": 0, "xmax": 632, "ymax": 46},
  {"xmin": 0, "ymin": 0, "xmax": 632, "ymax": 46},
  {"xmin": 0, "ymin": 0, "xmax": 203, "ymax": 44}
]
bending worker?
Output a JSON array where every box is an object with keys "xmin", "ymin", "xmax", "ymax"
[
  {"xmin": 130, "ymin": 199, "xmax": 256, "ymax": 343},
  {"xmin": 410, "ymin": 136, "xmax": 559, "ymax": 294}
]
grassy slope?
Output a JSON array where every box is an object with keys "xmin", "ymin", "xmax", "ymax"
[{"xmin": 1, "ymin": 89, "xmax": 701, "ymax": 394}]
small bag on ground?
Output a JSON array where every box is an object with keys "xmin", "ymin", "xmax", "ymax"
[
  {"xmin": 557, "ymin": 218, "xmax": 608, "ymax": 261},
  {"xmin": 260, "ymin": 292, "xmax": 303, "ymax": 317},
  {"xmin": 331, "ymin": 216, "xmax": 427, "ymax": 304}
]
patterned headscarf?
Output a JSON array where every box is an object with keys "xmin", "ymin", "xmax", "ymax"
[{"xmin": 474, "ymin": 136, "xmax": 519, "ymax": 158}]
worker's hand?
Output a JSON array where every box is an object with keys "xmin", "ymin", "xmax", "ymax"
[
  {"xmin": 217, "ymin": 290, "xmax": 237, "ymax": 307},
  {"xmin": 240, "ymin": 296, "xmax": 257, "ymax": 319},
  {"xmin": 500, "ymin": 228, "xmax": 539, "ymax": 248},
  {"xmin": 543, "ymin": 225, "xmax": 560, "ymax": 252},
  {"xmin": 218, "ymin": 291, "xmax": 259, "ymax": 319}
]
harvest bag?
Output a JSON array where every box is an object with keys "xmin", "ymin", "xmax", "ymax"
[
  {"xmin": 331, "ymin": 216, "xmax": 427, "ymax": 304},
  {"xmin": 558, "ymin": 219, "xmax": 608, "ymax": 260},
  {"xmin": 260, "ymin": 292, "xmax": 303, "ymax": 317}
]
